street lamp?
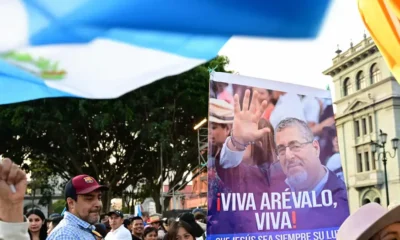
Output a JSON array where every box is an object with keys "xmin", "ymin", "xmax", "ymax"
[{"xmin": 370, "ymin": 129, "xmax": 399, "ymax": 206}]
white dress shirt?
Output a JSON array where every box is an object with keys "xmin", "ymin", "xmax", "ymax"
[{"xmin": 105, "ymin": 224, "xmax": 132, "ymax": 240}]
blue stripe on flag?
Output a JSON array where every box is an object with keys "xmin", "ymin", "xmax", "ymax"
[
  {"xmin": 23, "ymin": 0, "xmax": 332, "ymax": 45},
  {"xmin": 23, "ymin": 1, "xmax": 230, "ymax": 59},
  {"xmin": 104, "ymin": 30, "xmax": 229, "ymax": 59},
  {"xmin": 136, "ymin": 205, "xmax": 142, "ymax": 217},
  {"xmin": 0, "ymin": 60, "xmax": 75, "ymax": 105}
]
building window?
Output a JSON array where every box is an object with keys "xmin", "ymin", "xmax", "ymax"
[
  {"xmin": 356, "ymin": 71, "xmax": 366, "ymax": 90},
  {"xmin": 364, "ymin": 151, "xmax": 370, "ymax": 171},
  {"xmin": 355, "ymin": 117, "xmax": 371, "ymax": 137},
  {"xmin": 370, "ymin": 63, "xmax": 381, "ymax": 84},
  {"xmin": 362, "ymin": 118, "xmax": 367, "ymax": 135},
  {"xmin": 362, "ymin": 199, "xmax": 371, "ymax": 205},
  {"xmin": 361, "ymin": 189, "xmax": 381, "ymax": 206},
  {"xmin": 355, "ymin": 120, "xmax": 360, "ymax": 137},
  {"xmin": 369, "ymin": 115, "xmax": 373, "ymax": 133},
  {"xmin": 357, "ymin": 153, "xmax": 363, "ymax": 172},
  {"xmin": 356, "ymin": 146, "xmax": 373, "ymax": 172},
  {"xmin": 371, "ymin": 151, "xmax": 376, "ymax": 170},
  {"xmin": 343, "ymin": 77, "xmax": 352, "ymax": 96}
]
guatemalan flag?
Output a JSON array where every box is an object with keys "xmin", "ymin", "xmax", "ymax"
[
  {"xmin": 135, "ymin": 204, "xmax": 142, "ymax": 217},
  {"xmin": 0, "ymin": 0, "xmax": 332, "ymax": 105}
]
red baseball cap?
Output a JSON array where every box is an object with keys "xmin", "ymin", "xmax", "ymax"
[{"xmin": 65, "ymin": 175, "xmax": 108, "ymax": 199}]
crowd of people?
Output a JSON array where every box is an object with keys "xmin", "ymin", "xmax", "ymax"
[{"xmin": 0, "ymin": 158, "xmax": 206, "ymax": 240}]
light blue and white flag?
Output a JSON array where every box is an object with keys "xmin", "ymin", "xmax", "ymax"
[
  {"xmin": 0, "ymin": 0, "xmax": 332, "ymax": 105},
  {"xmin": 135, "ymin": 204, "xmax": 142, "ymax": 217}
]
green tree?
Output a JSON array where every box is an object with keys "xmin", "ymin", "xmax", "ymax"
[
  {"xmin": 0, "ymin": 56, "xmax": 230, "ymax": 212},
  {"xmin": 134, "ymin": 56, "xmax": 230, "ymax": 212},
  {"xmin": 26, "ymin": 159, "xmax": 60, "ymax": 212},
  {"xmin": 52, "ymin": 200, "xmax": 66, "ymax": 214}
]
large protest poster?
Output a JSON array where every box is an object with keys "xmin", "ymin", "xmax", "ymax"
[{"xmin": 207, "ymin": 72, "xmax": 349, "ymax": 240}]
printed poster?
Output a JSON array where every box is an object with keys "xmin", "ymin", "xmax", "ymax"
[{"xmin": 207, "ymin": 72, "xmax": 349, "ymax": 240}]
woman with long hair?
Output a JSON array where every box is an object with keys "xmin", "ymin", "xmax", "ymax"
[
  {"xmin": 168, "ymin": 218, "xmax": 205, "ymax": 240},
  {"xmin": 26, "ymin": 209, "xmax": 47, "ymax": 240},
  {"xmin": 167, "ymin": 221, "xmax": 201, "ymax": 240},
  {"xmin": 143, "ymin": 227, "xmax": 158, "ymax": 240}
]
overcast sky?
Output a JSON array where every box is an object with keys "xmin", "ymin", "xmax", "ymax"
[{"xmin": 219, "ymin": 0, "xmax": 367, "ymax": 99}]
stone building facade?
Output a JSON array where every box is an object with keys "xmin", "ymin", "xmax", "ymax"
[{"xmin": 323, "ymin": 36, "xmax": 400, "ymax": 213}]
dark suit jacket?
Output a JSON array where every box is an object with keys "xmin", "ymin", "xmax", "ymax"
[{"xmin": 290, "ymin": 170, "xmax": 350, "ymax": 230}]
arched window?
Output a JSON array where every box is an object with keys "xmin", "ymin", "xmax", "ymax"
[
  {"xmin": 370, "ymin": 63, "xmax": 381, "ymax": 84},
  {"xmin": 361, "ymin": 188, "xmax": 381, "ymax": 207},
  {"xmin": 362, "ymin": 198, "xmax": 371, "ymax": 205},
  {"xmin": 356, "ymin": 71, "xmax": 366, "ymax": 90},
  {"xmin": 343, "ymin": 78, "xmax": 352, "ymax": 96}
]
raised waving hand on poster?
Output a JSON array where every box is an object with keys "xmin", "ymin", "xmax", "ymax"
[{"xmin": 228, "ymin": 89, "xmax": 270, "ymax": 151}]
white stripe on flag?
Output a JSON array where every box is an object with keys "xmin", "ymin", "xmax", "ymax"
[
  {"xmin": 0, "ymin": 0, "xmax": 28, "ymax": 52},
  {"xmin": 6, "ymin": 39, "xmax": 206, "ymax": 98}
]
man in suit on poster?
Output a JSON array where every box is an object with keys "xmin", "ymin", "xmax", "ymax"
[{"xmin": 219, "ymin": 90, "xmax": 349, "ymax": 231}]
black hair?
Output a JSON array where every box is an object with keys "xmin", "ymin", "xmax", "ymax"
[
  {"xmin": 94, "ymin": 223, "xmax": 108, "ymax": 238},
  {"xmin": 26, "ymin": 209, "xmax": 48, "ymax": 240},
  {"xmin": 65, "ymin": 180, "xmax": 77, "ymax": 211},
  {"xmin": 123, "ymin": 219, "xmax": 132, "ymax": 228},
  {"xmin": 168, "ymin": 221, "xmax": 196, "ymax": 240},
  {"xmin": 144, "ymin": 227, "xmax": 158, "ymax": 238},
  {"xmin": 178, "ymin": 213, "xmax": 204, "ymax": 238},
  {"xmin": 130, "ymin": 216, "xmax": 144, "ymax": 222},
  {"xmin": 51, "ymin": 216, "xmax": 63, "ymax": 226}
]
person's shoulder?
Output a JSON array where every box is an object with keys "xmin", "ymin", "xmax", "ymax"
[
  {"xmin": 327, "ymin": 170, "xmax": 346, "ymax": 187},
  {"xmin": 122, "ymin": 227, "xmax": 132, "ymax": 236},
  {"xmin": 325, "ymin": 171, "xmax": 348, "ymax": 200},
  {"xmin": 116, "ymin": 227, "xmax": 132, "ymax": 237},
  {"xmin": 48, "ymin": 224, "xmax": 80, "ymax": 239},
  {"xmin": 47, "ymin": 230, "xmax": 78, "ymax": 240}
]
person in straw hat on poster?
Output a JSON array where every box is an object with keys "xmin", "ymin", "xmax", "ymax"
[
  {"xmin": 208, "ymin": 98, "xmax": 234, "ymax": 161},
  {"xmin": 337, "ymin": 202, "xmax": 400, "ymax": 239},
  {"xmin": 207, "ymin": 98, "xmax": 234, "ymax": 233}
]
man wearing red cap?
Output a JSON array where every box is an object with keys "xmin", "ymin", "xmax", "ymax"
[{"xmin": 48, "ymin": 174, "xmax": 108, "ymax": 240}]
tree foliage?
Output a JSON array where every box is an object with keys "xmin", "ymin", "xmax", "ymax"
[
  {"xmin": 0, "ymin": 56, "xmax": 230, "ymax": 212},
  {"xmin": 25, "ymin": 159, "xmax": 60, "ymax": 208},
  {"xmin": 52, "ymin": 200, "xmax": 66, "ymax": 214}
]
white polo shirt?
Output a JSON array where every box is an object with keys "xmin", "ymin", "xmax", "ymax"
[{"xmin": 105, "ymin": 224, "xmax": 132, "ymax": 240}]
